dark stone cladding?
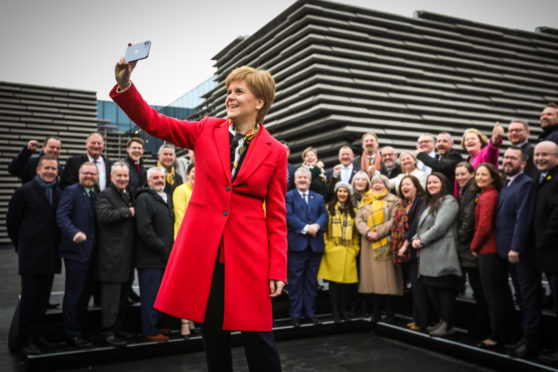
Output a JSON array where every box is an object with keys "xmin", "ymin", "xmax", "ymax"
[{"xmin": 190, "ymin": 0, "xmax": 558, "ymax": 167}]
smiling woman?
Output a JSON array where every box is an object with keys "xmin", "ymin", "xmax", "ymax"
[{"xmin": 110, "ymin": 58, "xmax": 286, "ymax": 372}]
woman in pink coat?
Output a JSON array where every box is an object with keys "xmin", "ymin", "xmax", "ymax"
[{"xmin": 112, "ymin": 57, "xmax": 287, "ymax": 372}]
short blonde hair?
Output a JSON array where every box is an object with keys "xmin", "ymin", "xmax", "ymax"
[
  {"xmin": 301, "ymin": 146, "xmax": 318, "ymax": 161},
  {"xmin": 225, "ymin": 66, "xmax": 276, "ymax": 123},
  {"xmin": 461, "ymin": 128, "xmax": 488, "ymax": 149}
]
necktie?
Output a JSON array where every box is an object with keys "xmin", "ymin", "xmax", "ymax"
[
  {"xmin": 303, "ymin": 193, "xmax": 308, "ymax": 204},
  {"xmin": 505, "ymin": 178, "xmax": 511, "ymax": 188},
  {"xmin": 540, "ymin": 174, "xmax": 546, "ymax": 184},
  {"xmin": 136, "ymin": 162, "xmax": 141, "ymax": 173}
]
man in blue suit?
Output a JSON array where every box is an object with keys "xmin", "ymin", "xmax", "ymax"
[
  {"xmin": 286, "ymin": 167, "xmax": 328, "ymax": 327},
  {"xmin": 495, "ymin": 146, "xmax": 541, "ymax": 358},
  {"xmin": 56, "ymin": 162, "xmax": 99, "ymax": 348}
]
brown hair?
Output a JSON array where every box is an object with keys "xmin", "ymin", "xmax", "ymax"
[
  {"xmin": 127, "ymin": 137, "xmax": 144, "ymax": 148},
  {"xmin": 225, "ymin": 66, "xmax": 276, "ymax": 123}
]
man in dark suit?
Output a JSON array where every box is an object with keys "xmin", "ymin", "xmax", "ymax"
[
  {"xmin": 495, "ymin": 146, "xmax": 541, "ymax": 358},
  {"xmin": 135, "ymin": 167, "xmax": 174, "ymax": 341},
  {"xmin": 7, "ymin": 155, "xmax": 62, "ymax": 355},
  {"xmin": 507, "ymin": 120, "xmax": 537, "ymax": 180},
  {"xmin": 8, "ymin": 137, "xmax": 63, "ymax": 184},
  {"xmin": 533, "ymin": 141, "xmax": 558, "ymax": 363},
  {"xmin": 122, "ymin": 137, "xmax": 146, "ymax": 193},
  {"xmin": 59, "ymin": 132, "xmax": 112, "ymax": 191},
  {"xmin": 416, "ymin": 132, "xmax": 462, "ymax": 190},
  {"xmin": 95, "ymin": 162, "xmax": 136, "ymax": 347},
  {"xmin": 56, "ymin": 162, "xmax": 99, "ymax": 348},
  {"xmin": 326, "ymin": 146, "xmax": 360, "ymax": 200},
  {"xmin": 286, "ymin": 167, "xmax": 328, "ymax": 327},
  {"xmin": 538, "ymin": 103, "xmax": 558, "ymax": 146}
]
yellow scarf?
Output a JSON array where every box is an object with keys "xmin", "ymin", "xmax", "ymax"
[
  {"xmin": 362, "ymin": 189, "xmax": 391, "ymax": 260},
  {"xmin": 329, "ymin": 202, "xmax": 355, "ymax": 245},
  {"xmin": 157, "ymin": 160, "xmax": 176, "ymax": 187}
]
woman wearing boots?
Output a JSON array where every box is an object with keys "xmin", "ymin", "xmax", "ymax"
[
  {"xmin": 318, "ymin": 182, "xmax": 360, "ymax": 323},
  {"xmin": 356, "ymin": 174, "xmax": 403, "ymax": 323}
]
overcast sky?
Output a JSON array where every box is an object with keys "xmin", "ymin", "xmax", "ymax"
[{"xmin": 1, "ymin": 0, "xmax": 556, "ymax": 106}]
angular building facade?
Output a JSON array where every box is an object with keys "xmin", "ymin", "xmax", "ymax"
[{"xmin": 193, "ymin": 0, "xmax": 558, "ymax": 166}]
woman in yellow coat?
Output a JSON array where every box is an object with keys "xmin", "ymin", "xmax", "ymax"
[{"xmin": 318, "ymin": 182, "xmax": 360, "ymax": 323}]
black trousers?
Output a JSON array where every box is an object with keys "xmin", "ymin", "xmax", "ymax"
[
  {"xmin": 406, "ymin": 260, "xmax": 430, "ymax": 329},
  {"xmin": 478, "ymin": 253, "xmax": 514, "ymax": 344},
  {"xmin": 19, "ymin": 274, "xmax": 54, "ymax": 344},
  {"xmin": 462, "ymin": 267, "xmax": 491, "ymax": 340},
  {"xmin": 100, "ymin": 282, "xmax": 129, "ymax": 333},
  {"xmin": 201, "ymin": 261, "xmax": 282, "ymax": 372}
]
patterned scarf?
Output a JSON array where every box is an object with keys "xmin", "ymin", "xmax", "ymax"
[
  {"xmin": 301, "ymin": 162, "xmax": 327, "ymax": 183},
  {"xmin": 329, "ymin": 202, "xmax": 355, "ymax": 245},
  {"xmin": 362, "ymin": 188, "xmax": 391, "ymax": 260},
  {"xmin": 229, "ymin": 120, "xmax": 259, "ymax": 181},
  {"xmin": 390, "ymin": 196, "xmax": 414, "ymax": 265},
  {"xmin": 157, "ymin": 160, "xmax": 176, "ymax": 187}
]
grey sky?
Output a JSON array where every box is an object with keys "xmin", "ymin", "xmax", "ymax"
[{"xmin": 1, "ymin": 0, "xmax": 556, "ymax": 106}]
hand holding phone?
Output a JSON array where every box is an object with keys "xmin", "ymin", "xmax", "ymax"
[{"xmin": 125, "ymin": 40, "xmax": 151, "ymax": 63}]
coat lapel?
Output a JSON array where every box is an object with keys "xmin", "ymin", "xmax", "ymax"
[
  {"xmin": 232, "ymin": 125, "xmax": 271, "ymax": 185},
  {"xmin": 214, "ymin": 121, "xmax": 232, "ymax": 182}
]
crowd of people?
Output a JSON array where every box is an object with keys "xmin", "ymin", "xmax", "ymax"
[
  {"xmin": 5, "ymin": 100, "xmax": 558, "ymax": 367},
  {"xmin": 283, "ymin": 102, "xmax": 558, "ymax": 364}
]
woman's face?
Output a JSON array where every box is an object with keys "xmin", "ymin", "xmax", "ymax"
[
  {"xmin": 455, "ymin": 166, "xmax": 473, "ymax": 188},
  {"xmin": 187, "ymin": 167, "xmax": 195, "ymax": 186},
  {"xmin": 371, "ymin": 179, "xmax": 386, "ymax": 193},
  {"xmin": 400, "ymin": 178, "xmax": 417, "ymax": 200},
  {"xmin": 353, "ymin": 174, "xmax": 369, "ymax": 192},
  {"xmin": 475, "ymin": 166, "xmax": 494, "ymax": 189},
  {"xmin": 303, "ymin": 150, "xmax": 318, "ymax": 166},
  {"xmin": 336, "ymin": 187, "xmax": 349, "ymax": 203},
  {"xmin": 427, "ymin": 175, "xmax": 443, "ymax": 196},
  {"xmin": 400, "ymin": 154, "xmax": 416, "ymax": 172},
  {"xmin": 226, "ymin": 80, "xmax": 263, "ymax": 126},
  {"xmin": 464, "ymin": 133, "xmax": 482, "ymax": 155}
]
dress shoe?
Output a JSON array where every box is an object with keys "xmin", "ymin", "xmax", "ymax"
[
  {"xmin": 115, "ymin": 330, "xmax": 134, "ymax": 339},
  {"xmin": 505, "ymin": 339, "xmax": 524, "ymax": 351},
  {"xmin": 513, "ymin": 344, "xmax": 539, "ymax": 359},
  {"xmin": 20, "ymin": 341, "xmax": 42, "ymax": 355},
  {"xmin": 291, "ymin": 318, "xmax": 301, "ymax": 328},
  {"xmin": 158, "ymin": 328, "xmax": 171, "ymax": 335},
  {"xmin": 35, "ymin": 335, "xmax": 58, "ymax": 348},
  {"xmin": 308, "ymin": 317, "xmax": 322, "ymax": 325},
  {"xmin": 384, "ymin": 314, "xmax": 396, "ymax": 324},
  {"xmin": 539, "ymin": 351, "xmax": 558, "ymax": 365},
  {"xmin": 69, "ymin": 336, "xmax": 92, "ymax": 348},
  {"xmin": 105, "ymin": 335, "xmax": 126, "ymax": 347},
  {"xmin": 145, "ymin": 333, "xmax": 169, "ymax": 342}
]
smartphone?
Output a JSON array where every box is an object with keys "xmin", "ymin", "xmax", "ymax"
[{"xmin": 125, "ymin": 40, "xmax": 151, "ymax": 63}]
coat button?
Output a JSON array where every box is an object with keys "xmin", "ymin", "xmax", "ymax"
[
  {"xmin": 223, "ymin": 211, "xmax": 228, "ymax": 216},
  {"xmin": 226, "ymin": 185, "xmax": 231, "ymax": 191}
]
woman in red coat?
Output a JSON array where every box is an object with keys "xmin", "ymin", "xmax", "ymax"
[
  {"xmin": 470, "ymin": 162, "xmax": 513, "ymax": 349},
  {"xmin": 112, "ymin": 57, "xmax": 287, "ymax": 372}
]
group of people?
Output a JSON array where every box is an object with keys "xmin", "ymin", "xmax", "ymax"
[
  {"xmin": 7, "ymin": 133, "xmax": 196, "ymax": 354},
  {"xmin": 6, "ymin": 53, "xmax": 558, "ymax": 372},
  {"xmin": 283, "ymin": 102, "xmax": 558, "ymax": 364}
]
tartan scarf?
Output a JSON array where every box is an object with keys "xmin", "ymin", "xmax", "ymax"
[
  {"xmin": 329, "ymin": 202, "xmax": 355, "ymax": 245},
  {"xmin": 362, "ymin": 188, "xmax": 391, "ymax": 260},
  {"xmin": 157, "ymin": 160, "xmax": 176, "ymax": 187},
  {"xmin": 390, "ymin": 196, "xmax": 414, "ymax": 265}
]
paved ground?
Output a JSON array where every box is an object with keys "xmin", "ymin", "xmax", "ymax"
[{"xmin": 0, "ymin": 247, "xmax": 498, "ymax": 372}]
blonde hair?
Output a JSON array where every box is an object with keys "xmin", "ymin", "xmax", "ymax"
[
  {"xmin": 301, "ymin": 146, "xmax": 318, "ymax": 161},
  {"xmin": 225, "ymin": 66, "xmax": 276, "ymax": 123},
  {"xmin": 461, "ymin": 128, "xmax": 488, "ymax": 149}
]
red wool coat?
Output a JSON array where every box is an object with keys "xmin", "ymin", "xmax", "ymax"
[
  {"xmin": 470, "ymin": 186, "xmax": 499, "ymax": 255},
  {"xmin": 110, "ymin": 84, "xmax": 288, "ymax": 331}
]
